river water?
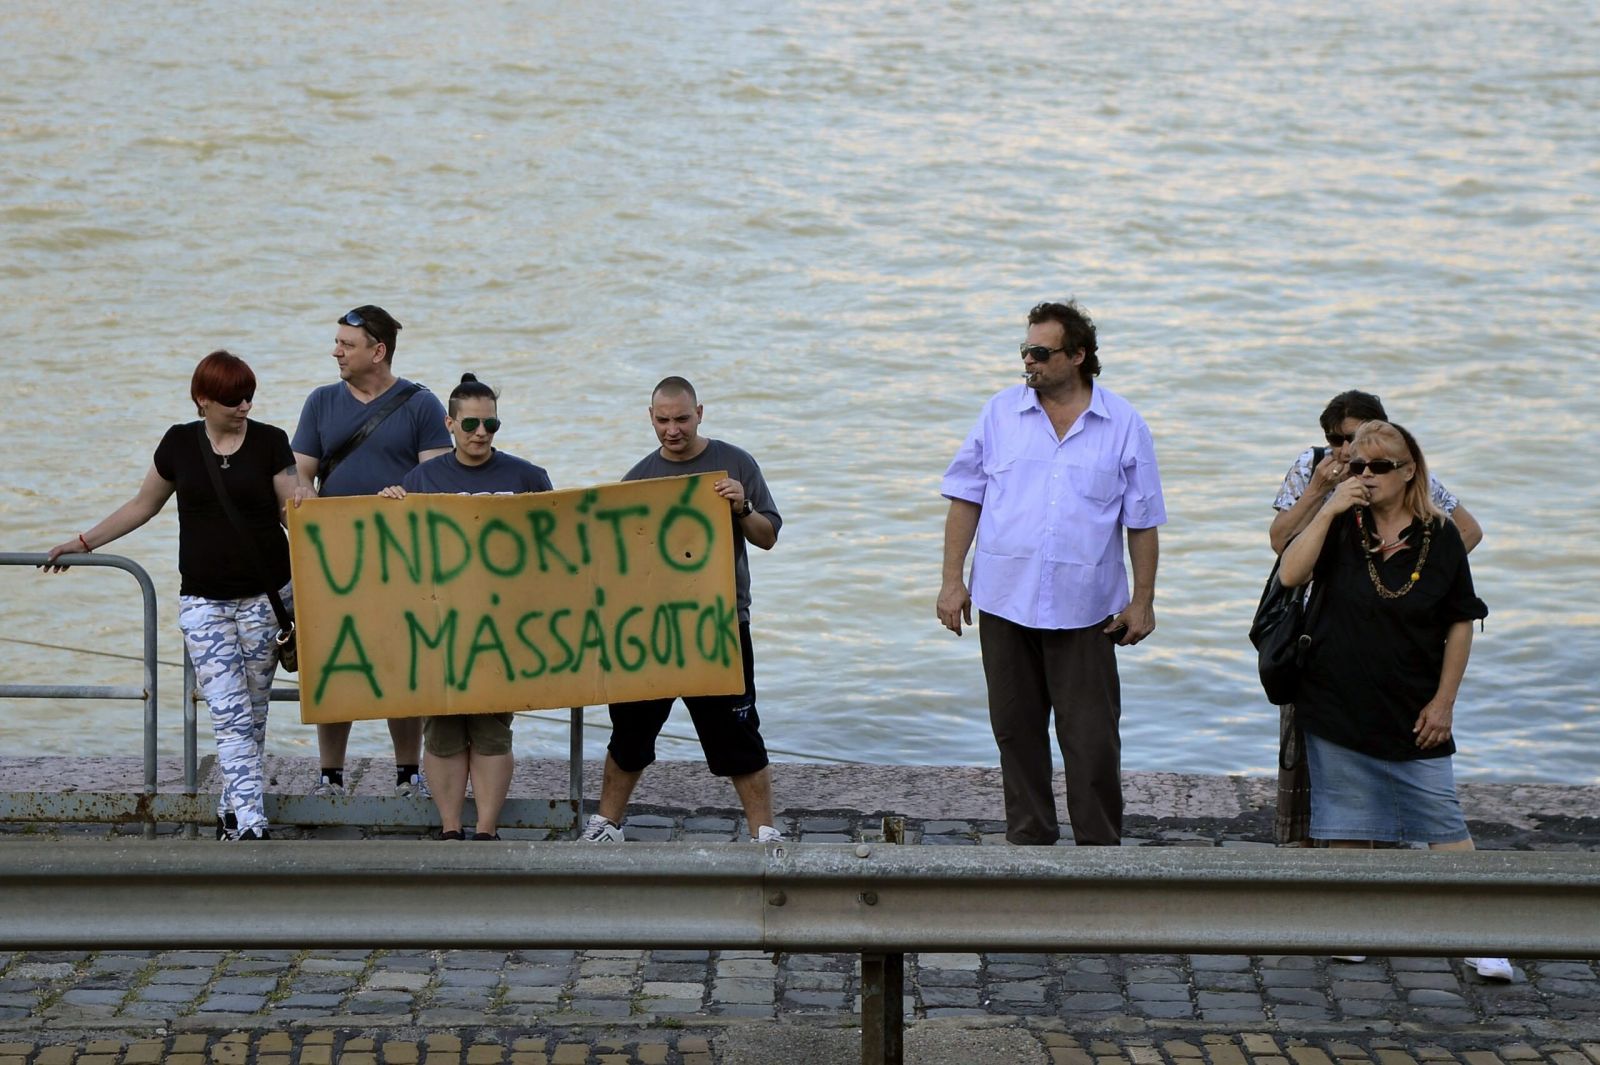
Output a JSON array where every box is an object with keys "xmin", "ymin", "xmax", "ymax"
[{"xmin": 1, "ymin": 2, "xmax": 1595, "ymax": 782}]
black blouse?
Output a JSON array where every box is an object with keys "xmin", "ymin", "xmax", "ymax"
[
  {"xmin": 1294, "ymin": 510, "xmax": 1488, "ymax": 761},
  {"xmin": 152, "ymin": 420, "xmax": 294, "ymax": 600}
]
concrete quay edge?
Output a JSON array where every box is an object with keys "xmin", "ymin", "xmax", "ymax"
[{"xmin": 2, "ymin": 757, "xmax": 1598, "ymax": 832}]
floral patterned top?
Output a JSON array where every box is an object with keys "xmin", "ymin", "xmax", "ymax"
[{"xmin": 1272, "ymin": 446, "xmax": 1459, "ymax": 514}]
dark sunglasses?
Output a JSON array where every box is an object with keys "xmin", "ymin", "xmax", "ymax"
[
  {"xmin": 213, "ymin": 391, "xmax": 254, "ymax": 408},
  {"xmin": 1020, "ymin": 343, "xmax": 1069, "ymax": 361},
  {"xmin": 1348, "ymin": 458, "xmax": 1408, "ymax": 476},
  {"xmin": 1325, "ymin": 432, "xmax": 1356, "ymax": 447},
  {"xmin": 338, "ymin": 309, "xmax": 379, "ymax": 341},
  {"xmin": 458, "ymin": 417, "xmax": 501, "ymax": 434}
]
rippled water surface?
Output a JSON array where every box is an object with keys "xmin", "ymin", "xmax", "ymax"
[{"xmin": 2, "ymin": 3, "xmax": 1596, "ymax": 781}]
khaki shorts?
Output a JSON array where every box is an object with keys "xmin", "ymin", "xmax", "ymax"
[{"xmin": 424, "ymin": 713, "xmax": 515, "ymax": 758}]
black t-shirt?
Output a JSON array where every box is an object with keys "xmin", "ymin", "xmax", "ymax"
[
  {"xmin": 1294, "ymin": 510, "xmax": 1488, "ymax": 761},
  {"xmin": 153, "ymin": 420, "xmax": 294, "ymax": 599}
]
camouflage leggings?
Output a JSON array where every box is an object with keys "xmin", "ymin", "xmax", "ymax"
[{"xmin": 177, "ymin": 585, "xmax": 292, "ymax": 834}]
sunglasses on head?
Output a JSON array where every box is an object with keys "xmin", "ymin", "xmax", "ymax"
[
  {"xmin": 1020, "ymin": 343, "xmax": 1068, "ymax": 361},
  {"xmin": 458, "ymin": 417, "xmax": 501, "ymax": 434},
  {"xmin": 1348, "ymin": 458, "xmax": 1407, "ymax": 476},
  {"xmin": 338, "ymin": 309, "xmax": 380, "ymax": 341}
]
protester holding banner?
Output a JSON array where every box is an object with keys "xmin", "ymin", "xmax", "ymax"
[
  {"xmin": 583, "ymin": 376, "xmax": 786, "ymax": 844},
  {"xmin": 291, "ymin": 305, "xmax": 451, "ymax": 799},
  {"xmin": 377, "ymin": 373, "xmax": 553, "ymax": 840},
  {"xmin": 44, "ymin": 351, "xmax": 299, "ymax": 841}
]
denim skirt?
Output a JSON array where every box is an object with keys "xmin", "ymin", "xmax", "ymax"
[{"xmin": 1304, "ymin": 732, "xmax": 1470, "ymax": 844}]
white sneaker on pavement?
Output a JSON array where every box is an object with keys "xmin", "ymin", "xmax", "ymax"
[
  {"xmin": 754, "ymin": 825, "xmax": 786, "ymax": 843},
  {"xmin": 1330, "ymin": 955, "xmax": 1367, "ymax": 963},
  {"xmin": 1465, "ymin": 956, "xmax": 1514, "ymax": 981},
  {"xmin": 312, "ymin": 777, "xmax": 346, "ymax": 798},
  {"xmin": 581, "ymin": 814, "xmax": 624, "ymax": 843}
]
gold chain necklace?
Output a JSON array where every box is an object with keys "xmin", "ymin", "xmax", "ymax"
[{"xmin": 1356, "ymin": 509, "xmax": 1433, "ymax": 598}]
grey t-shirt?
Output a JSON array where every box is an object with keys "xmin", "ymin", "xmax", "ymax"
[
  {"xmin": 622, "ymin": 439, "xmax": 781, "ymax": 622},
  {"xmin": 292, "ymin": 378, "xmax": 451, "ymax": 498}
]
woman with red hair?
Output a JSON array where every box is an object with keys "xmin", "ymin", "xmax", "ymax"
[{"xmin": 46, "ymin": 350, "xmax": 300, "ymax": 840}]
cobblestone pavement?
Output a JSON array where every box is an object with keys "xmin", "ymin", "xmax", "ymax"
[
  {"xmin": 5, "ymin": 1030, "xmax": 1600, "ymax": 1065},
  {"xmin": 4, "ymin": 802, "xmax": 1600, "ymax": 1063}
]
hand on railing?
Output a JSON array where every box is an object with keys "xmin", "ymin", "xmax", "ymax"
[{"xmin": 41, "ymin": 536, "xmax": 92, "ymax": 573}]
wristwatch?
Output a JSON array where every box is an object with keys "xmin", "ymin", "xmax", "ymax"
[{"xmin": 738, "ymin": 499, "xmax": 753, "ymax": 517}]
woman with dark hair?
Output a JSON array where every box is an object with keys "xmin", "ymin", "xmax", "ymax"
[
  {"xmin": 45, "ymin": 351, "xmax": 300, "ymax": 840},
  {"xmin": 1271, "ymin": 390, "xmax": 1481, "ymax": 557},
  {"xmin": 378, "ymin": 373, "xmax": 553, "ymax": 840},
  {"xmin": 1279, "ymin": 421, "xmax": 1510, "ymax": 981}
]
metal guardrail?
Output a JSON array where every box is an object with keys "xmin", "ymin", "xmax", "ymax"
[
  {"xmin": 4, "ymin": 842, "xmax": 1598, "ymax": 1065},
  {"xmin": 0, "ymin": 552, "xmax": 159, "ymax": 838}
]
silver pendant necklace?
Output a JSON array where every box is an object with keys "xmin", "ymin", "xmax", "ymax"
[{"xmin": 209, "ymin": 432, "xmax": 235, "ymax": 469}]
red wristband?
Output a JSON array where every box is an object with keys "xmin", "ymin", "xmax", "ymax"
[{"xmin": 77, "ymin": 534, "xmax": 92, "ymax": 553}]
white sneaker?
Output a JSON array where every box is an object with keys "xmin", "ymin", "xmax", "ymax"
[
  {"xmin": 754, "ymin": 825, "xmax": 786, "ymax": 843},
  {"xmin": 1465, "ymin": 957, "xmax": 1514, "ymax": 981},
  {"xmin": 312, "ymin": 777, "xmax": 346, "ymax": 798},
  {"xmin": 1330, "ymin": 955, "xmax": 1367, "ymax": 963},
  {"xmin": 395, "ymin": 772, "xmax": 429, "ymax": 798},
  {"xmin": 581, "ymin": 814, "xmax": 624, "ymax": 843}
]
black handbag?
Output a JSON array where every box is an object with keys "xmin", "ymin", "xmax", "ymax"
[
  {"xmin": 1250, "ymin": 561, "xmax": 1314, "ymax": 706},
  {"xmin": 1250, "ymin": 446, "xmax": 1329, "ymax": 706},
  {"xmin": 196, "ymin": 424, "xmax": 297, "ymax": 672}
]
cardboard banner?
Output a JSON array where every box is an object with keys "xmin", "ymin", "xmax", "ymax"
[{"xmin": 285, "ymin": 474, "xmax": 742, "ymax": 724}]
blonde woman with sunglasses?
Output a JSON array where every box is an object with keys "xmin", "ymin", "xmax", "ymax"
[{"xmin": 1278, "ymin": 421, "xmax": 1509, "ymax": 983}]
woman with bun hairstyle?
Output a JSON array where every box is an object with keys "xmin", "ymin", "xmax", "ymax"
[{"xmin": 378, "ymin": 373, "xmax": 553, "ymax": 840}]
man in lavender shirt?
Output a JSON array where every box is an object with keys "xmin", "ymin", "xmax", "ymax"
[{"xmin": 938, "ymin": 300, "xmax": 1166, "ymax": 846}]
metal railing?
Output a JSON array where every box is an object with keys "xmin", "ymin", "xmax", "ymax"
[
  {"xmin": 0, "ymin": 552, "xmax": 159, "ymax": 838},
  {"xmin": 181, "ymin": 654, "xmax": 585, "ymax": 833},
  {"xmin": 1, "ymin": 551, "xmax": 584, "ymax": 835},
  {"xmin": 4, "ymin": 842, "xmax": 1598, "ymax": 1064}
]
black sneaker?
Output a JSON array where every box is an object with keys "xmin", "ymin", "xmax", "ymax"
[
  {"xmin": 237, "ymin": 827, "xmax": 271, "ymax": 841},
  {"xmin": 471, "ymin": 832, "xmax": 501, "ymax": 841},
  {"xmin": 215, "ymin": 812, "xmax": 238, "ymax": 840}
]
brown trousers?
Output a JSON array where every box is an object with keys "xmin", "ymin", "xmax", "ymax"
[{"xmin": 978, "ymin": 611, "xmax": 1122, "ymax": 846}]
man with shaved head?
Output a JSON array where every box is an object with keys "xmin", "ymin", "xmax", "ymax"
[{"xmin": 582, "ymin": 376, "xmax": 786, "ymax": 844}]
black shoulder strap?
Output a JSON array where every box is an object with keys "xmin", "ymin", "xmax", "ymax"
[
  {"xmin": 318, "ymin": 381, "xmax": 424, "ymax": 487},
  {"xmin": 196, "ymin": 423, "xmax": 292, "ymax": 630}
]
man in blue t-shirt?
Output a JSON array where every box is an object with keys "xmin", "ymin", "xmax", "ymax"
[
  {"xmin": 291, "ymin": 305, "xmax": 451, "ymax": 798},
  {"xmin": 580, "ymin": 376, "xmax": 786, "ymax": 845}
]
